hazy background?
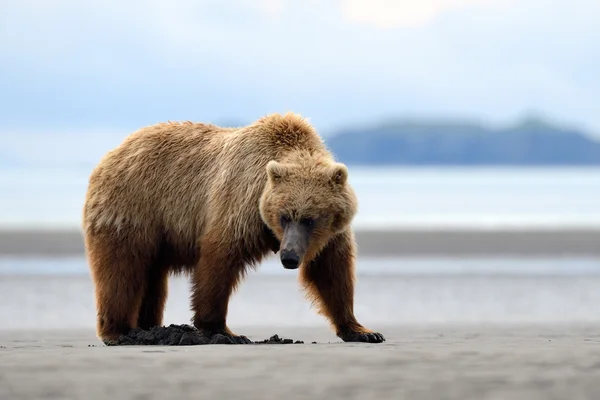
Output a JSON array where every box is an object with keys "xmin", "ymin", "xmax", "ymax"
[
  {"xmin": 2, "ymin": 0, "xmax": 600, "ymax": 228},
  {"xmin": 1, "ymin": 0, "xmax": 599, "ymax": 134},
  {"xmin": 1, "ymin": 0, "xmax": 600, "ymax": 330}
]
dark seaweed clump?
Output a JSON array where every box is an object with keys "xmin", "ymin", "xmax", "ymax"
[
  {"xmin": 254, "ymin": 334, "xmax": 303, "ymax": 345},
  {"xmin": 104, "ymin": 324, "xmax": 305, "ymax": 346}
]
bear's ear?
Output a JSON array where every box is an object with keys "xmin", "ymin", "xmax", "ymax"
[
  {"xmin": 329, "ymin": 163, "xmax": 348, "ymax": 186},
  {"xmin": 266, "ymin": 160, "xmax": 288, "ymax": 183}
]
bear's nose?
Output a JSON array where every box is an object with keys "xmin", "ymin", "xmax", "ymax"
[{"xmin": 280, "ymin": 250, "xmax": 300, "ymax": 269}]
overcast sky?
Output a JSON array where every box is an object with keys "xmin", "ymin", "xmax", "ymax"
[{"xmin": 1, "ymin": 0, "xmax": 599, "ymax": 135}]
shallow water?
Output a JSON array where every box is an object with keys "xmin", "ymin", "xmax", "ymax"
[
  {"xmin": 2, "ymin": 256, "xmax": 600, "ymax": 330},
  {"xmin": 2, "ymin": 254, "xmax": 600, "ymax": 276}
]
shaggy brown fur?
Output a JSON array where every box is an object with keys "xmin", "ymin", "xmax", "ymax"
[{"xmin": 82, "ymin": 112, "xmax": 384, "ymax": 343}]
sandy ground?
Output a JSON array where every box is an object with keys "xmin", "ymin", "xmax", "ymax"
[
  {"xmin": 2, "ymin": 324, "xmax": 600, "ymax": 400},
  {"xmin": 2, "ymin": 227, "xmax": 600, "ymax": 257}
]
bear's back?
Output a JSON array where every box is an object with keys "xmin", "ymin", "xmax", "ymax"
[
  {"xmin": 82, "ymin": 113, "xmax": 334, "ymax": 244},
  {"xmin": 83, "ymin": 122, "xmax": 234, "ymax": 237}
]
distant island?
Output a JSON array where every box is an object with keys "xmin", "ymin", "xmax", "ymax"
[
  {"xmin": 3, "ymin": 115, "xmax": 600, "ymax": 169},
  {"xmin": 324, "ymin": 116, "xmax": 600, "ymax": 166}
]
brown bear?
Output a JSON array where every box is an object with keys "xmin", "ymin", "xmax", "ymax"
[{"xmin": 82, "ymin": 112, "xmax": 385, "ymax": 344}]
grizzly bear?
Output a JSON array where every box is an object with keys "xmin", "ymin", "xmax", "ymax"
[{"xmin": 82, "ymin": 112, "xmax": 385, "ymax": 344}]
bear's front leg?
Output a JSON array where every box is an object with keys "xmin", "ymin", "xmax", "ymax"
[
  {"xmin": 190, "ymin": 241, "xmax": 252, "ymax": 344},
  {"xmin": 300, "ymin": 230, "xmax": 385, "ymax": 344}
]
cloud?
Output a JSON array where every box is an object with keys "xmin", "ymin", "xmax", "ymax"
[
  {"xmin": 0, "ymin": 0, "xmax": 599, "ymax": 134},
  {"xmin": 252, "ymin": 0, "xmax": 286, "ymax": 18},
  {"xmin": 339, "ymin": 0, "xmax": 501, "ymax": 28}
]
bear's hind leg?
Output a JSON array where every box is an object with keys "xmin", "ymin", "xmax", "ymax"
[
  {"xmin": 300, "ymin": 229, "xmax": 385, "ymax": 344},
  {"xmin": 86, "ymin": 231, "xmax": 152, "ymax": 343},
  {"xmin": 136, "ymin": 263, "xmax": 170, "ymax": 330}
]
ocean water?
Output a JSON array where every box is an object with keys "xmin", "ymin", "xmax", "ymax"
[{"xmin": 1, "ymin": 166, "xmax": 600, "ymax": 229}]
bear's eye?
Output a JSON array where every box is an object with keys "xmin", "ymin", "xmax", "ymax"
[
  {"xmin": 300, "ymin": 217, "xmax": 315, "ymax": 228},
  {"xmin": 280, "ymin": 214, "xmax": 291, "ymax": 227}
]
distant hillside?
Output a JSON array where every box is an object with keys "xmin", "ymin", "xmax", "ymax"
[{"xmin": 325, "ymin": 117, "xmax": 600, "ymax": 166}]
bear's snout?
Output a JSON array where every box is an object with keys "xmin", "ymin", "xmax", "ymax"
[{"xmin": 280, "ymin": 249, "xmax": 300, "ymax": 269}]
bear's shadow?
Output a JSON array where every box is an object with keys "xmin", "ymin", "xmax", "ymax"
[{"xmin": 104, "ymin": 324, "xmax": 306, "ymax": 346}]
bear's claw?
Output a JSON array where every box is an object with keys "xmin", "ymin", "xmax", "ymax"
[{"xmin": 340, "ymin": 331, "xmax": 386, "ymax": 343}]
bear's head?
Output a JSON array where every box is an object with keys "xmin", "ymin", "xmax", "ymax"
[{"xmin": 259, "ymin": 158, "xmax": 358, "ymax": 269}]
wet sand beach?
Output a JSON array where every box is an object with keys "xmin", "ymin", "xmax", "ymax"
[
  {"xmin": 3, "ymin": 268, "xmax": 600, "ymax": 399},
  {"xmin": 2, "ymin": 227, "xmax": 600, "ymax": 257},
  {"xmin": 2, "ymin": 324, "xmax": 600, "ymax": 400}
]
